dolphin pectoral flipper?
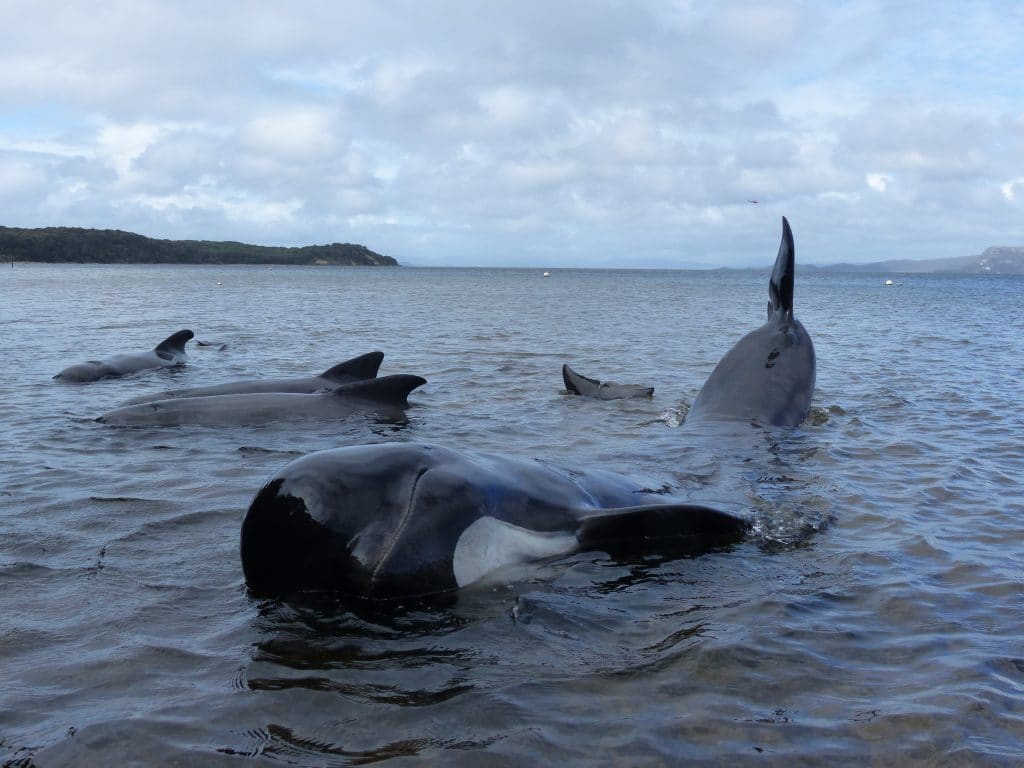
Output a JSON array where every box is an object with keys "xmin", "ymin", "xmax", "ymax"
[
  {"xmin": 576, "ymin": 503, "xmax": 750, "ymax": 556},
  {"xmin": 154, "ymin": 329, "xmax": 195, "ymax": 355},
  {"xmin": 331, "ymin": 374, "xmax": 426, "ymax": 405},
  {"xmin": 563, "ymin": 364, "xmax": 654, "ymax": 400},
  {"xmin": 321, "ymin": 351, "xmax": 384, "ymax": 383},
  {"xmin": 769, "ymin": 216, "xmax": 795, "ymax": 315}
]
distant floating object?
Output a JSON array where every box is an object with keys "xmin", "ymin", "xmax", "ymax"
[
  {"xmin": 543, "ymin": 271, "xmax": 550, "ymax": 278},
  {"xmin": 217, "ymin": 281, "xmax": 223, "ymax": 286},
  {"xmin": 748, "ymin": 199, "xmax": 759, "ymax": 204},
  {"xmin": 268, "ymin": 266, "xmax": 273, "ymax": 270},
  {"xmin": 885, "ymin": 279, "xmax": 894, "ymax": 286}
]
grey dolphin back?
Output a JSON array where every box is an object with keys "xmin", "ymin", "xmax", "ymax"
[
  {"xmin": 769, "ymin": 216, "xmax": 795, "ymax": 316},
  {"xmin": 321, "ymin": 351, "xmax": 384, "ymax": 382},
  {"xmin": 331, "ymin": 374, "xmax": 426, "ymax": 405},
  {"xmin": 576, "ymin": 503, "xmax": 750, "ymax": 555},
  {"xmin": 154, "ymin": 329, "xmax": 194, "ymax": 359}
]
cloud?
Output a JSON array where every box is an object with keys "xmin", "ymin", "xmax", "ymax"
[{"xmin": 0, "ymin": 1, "xmax": 1021, "ymax": 266}]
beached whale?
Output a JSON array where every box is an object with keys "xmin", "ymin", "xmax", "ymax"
[
  {"xmin": 240, "ymin": 218, "xmax": 815, "ymax": 598},
  {"xmin": 241, "ymin": 442, "xmax": 747, "ymax": 598},
  {"xmin": 54, "ymin": 330, "xmax": 194, "ymax": 383},
  {"xmin": 685, "ymin": 216, "xmax": 814, "ymax": 427},
  {"xmin": 97, "ymin": 374, "xmax": 425, "ymax": 427},
  {"xmin": 562, "ymin": 364, "xmax": 654, "ymax": 399},
  {"xmin": 118, "ymin": 351, "xmax": 384, "ymax": 406}
]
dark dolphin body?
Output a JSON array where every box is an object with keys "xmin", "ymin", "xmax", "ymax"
[
  {"xmin": 240, "ymin": 218, "xmax": 816, "ymax": 599},
  {"xmin": 97, "ymin": 374, "xmax": 425, "ymax": 427},
  {"xmin": 241, "ymin": 442, "xmax": 748, "ymax": 599},
  {"xmin": 562, "ymin": 364, "xmax": 654, "ymax": 399},
  {"xmin": 54, "ymin": 330, "xmax": 194, "ymax": 382},
  {"xmin": 118, "ymin": 351, "xmax": 384, "ymax": 406},
  {"xmin": 686, "ymin": 217, "xmax": 815, "ymax": 427}
]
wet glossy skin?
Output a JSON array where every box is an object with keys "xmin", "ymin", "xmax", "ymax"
[
  {"xmin": 240, "ymin": 442, "xmax": 748, "ymax": 599},
  {"xmin": 54, "ymin": 329, "xmax": 194, "ymax": 383},
  {"xmin": 687, "ymin": 217, "xmax": 815, "ymax": 427},
  {"xmin": 117, "ymin": 351, "xmax": 384, "ymax": 406},
  {"xmin": 98, "ymin": 374, "xmax": 425, "ymax": 427}
]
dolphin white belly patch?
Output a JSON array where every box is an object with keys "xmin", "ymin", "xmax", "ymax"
[{"xmin": 452, "ymin": 516, "xmax": 577, "ymax": 587}]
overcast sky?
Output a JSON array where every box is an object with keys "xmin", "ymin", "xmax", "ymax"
[{"xmin": 1, "ymin": 1, "xmax": 1021, "ymax": 267}]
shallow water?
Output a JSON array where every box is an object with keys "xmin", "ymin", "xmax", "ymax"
[{"xmin": 2, "ymin": 263, "xmax": 1022, "ymax": 766}]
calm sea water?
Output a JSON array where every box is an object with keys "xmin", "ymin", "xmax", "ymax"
[{"xmin": 1, "ymin": 262, "xmax": 1022, "ymax": 766}]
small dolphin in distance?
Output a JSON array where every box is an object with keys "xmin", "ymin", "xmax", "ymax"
[
  {"xmin": 562, "ymin": 364, "xmax": 654, "ymax": 400},
  {"xmin": 54, "ymin": 330, "xmax": 194, "ymax": 383}
]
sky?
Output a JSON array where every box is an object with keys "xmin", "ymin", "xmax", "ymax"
[{"xmin": 0, "ymin": 1, "xmax": 1021, "ymax": 268}]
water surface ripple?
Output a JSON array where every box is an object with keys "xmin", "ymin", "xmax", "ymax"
[{"xmin": 2, "ymin": 264, "xmax": 1022, "ymax": 765}]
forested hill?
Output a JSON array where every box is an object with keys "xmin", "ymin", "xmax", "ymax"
[{"xmin": 0, "ymin": 226, "xmax": 399, "ymax": 266}]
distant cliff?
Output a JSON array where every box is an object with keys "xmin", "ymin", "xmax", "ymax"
[
  {"xmin": 813, "ymin": 246, "xmax": 1024, "ymax": 275},
  {"xmin": 0, "ymin": 226, "xmax": 399, "ymax": 266}
]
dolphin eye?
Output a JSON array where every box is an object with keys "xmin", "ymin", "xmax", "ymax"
[{"xmin": 765, "ymin": 349, "xmax": 780, "ymax": 368}]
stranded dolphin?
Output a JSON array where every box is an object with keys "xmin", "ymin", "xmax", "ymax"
[
  {"xmin": 118, "ymin": 351, "xmax": 384, "ymax": 406},
  {"xmin": 97, "ymin": 374, "xmax": 425, "ymax": 427},
  {"xmin": 241, "ymin": 442, "xmax": 748, "ymax": 598},
  {"xmin": 239, "ymin": 218, "xmax": 815, "ymax": 599},
  {"xmin": 54, "ymin": 330, "xmax": 194, "ymax": 383},
  {"xmin": 562, "ymin": 364, "xmax": 654, "ymax": 399},
  {"xmin": 685, "ymin": 217, "xmax": 815, "ymax": 427}
]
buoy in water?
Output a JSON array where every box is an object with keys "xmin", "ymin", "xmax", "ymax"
[
  {"xmin": 543, "ymin": 271, "xmax": 550, "ymax": 278},
  {"xmin": 885, "ymin": 279, "xmax": 894, "ymax": 286}
]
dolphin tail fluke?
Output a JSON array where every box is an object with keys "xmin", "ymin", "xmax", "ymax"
[
  {"xmin": 562, "ymin": 364, "xmax": 601, "ymax": 396},
  {"xmin": 321, "ymin": 351, "xmax": 384, "ymax": 382},
  {"xmin": 154, "ymin": 329, "xmax": 194, "ymax": 354},
  {"xmin": 576, "ymin": 503, "xmax": 750, "ymax": 557},
  {"xmin": 331, "ymin": 374, "xmax": 426, "ymax": 405},
  {"xmin": 769, "ymin": 216, "xmax": 795, "ymax": 315}
]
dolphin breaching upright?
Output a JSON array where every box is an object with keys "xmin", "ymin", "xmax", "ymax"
[
  {"xmin": 685, "ymin": 217, "xmax": 815, "ymax": 427},
  {"xmin": 240, "ymin": 218, "xmax": 817, "ymax": 600},
  {"xmin": 54, "ymin": 330, "xmax": 194, "ymax": 382}
]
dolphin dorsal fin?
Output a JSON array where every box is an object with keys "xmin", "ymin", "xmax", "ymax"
[
  {"xmin": 576, "ymin": 503, "xmax": 750, "ymax": 555},
  {"xmin": 768, "ymin": 217, "xmax": 795, "ymax": 316},
  {"xmin": 562, "ymin": 364, "xmax": 601, "ymax": 395},
  {"xmin": 154, "ymin": 329, "xmax": 194, "ymax": 354},
  {"xmin": 321, "ymin": 351, "xmax": 384, "ymax": 382},
  {"xmin": 330, "ymin": 374, "xmax": 426, "ymax": 405}
]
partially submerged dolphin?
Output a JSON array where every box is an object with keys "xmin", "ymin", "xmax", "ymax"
[
  {"xmin": 97, "ymin": 374, "xmax": 425, "ymax": 427},
  {"xmin": 241, "ymin": 442, "xmax": 747, "ymax": 598},
  {"xmin": 240, "ymin": 218, "xmax": 816, "ymax": 599},
  {"xmin": 54, "ymin": 330, "xmax": 194, "ymax": 383},
  {"xmin": 562, "ymin": 364, "xmax": 654, "ymax": 399},
  {"xmin": 686, "ymin": 217, "xmax": 815, "ymax": 427},
  {"xmin": 118, "ymin": 351, "xmax": 384, "ymax": 406}
]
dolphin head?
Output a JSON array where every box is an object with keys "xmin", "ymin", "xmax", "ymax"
[
  {"xmin": 686, "ymin": 217, "xmax": 816, "ymax": 427},
  {"xmin": 241, "ymin": 443, "xmax": 486, "ymax": 599}
]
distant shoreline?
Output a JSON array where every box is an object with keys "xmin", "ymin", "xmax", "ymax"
[{"xmin": 0, "ymin": 226, "xmax": 399, "ymax": 267}]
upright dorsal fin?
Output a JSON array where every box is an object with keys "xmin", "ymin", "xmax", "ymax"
[
  {"xmin": 154, "ymin": 329, "xmax": 194, "ymax": 354},
  {"xmin": 562, "ymin": 364, "xmax": 601, "ymax": 396},
  {"xmin": 576, "ymin": 503, "xmax": 750, "ymax": 556},
  {"xmin": 330, "ymin": 374, "xmax": 426, "ymax": 405},
  {"xmin": 321, "ymin": 351, "xmax": 384, "ymax": 382},
  {"xmin": 768, "ymin": 216, "xmax": 795, "ymax": 316}
]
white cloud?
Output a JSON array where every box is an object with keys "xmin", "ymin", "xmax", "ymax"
[
  {"xmin": 866, "ymin": 173, "xmax": 891, "ymax": 192},
  {"xmin": 0, "ymin": 1, "xmax": 1020, "ymax": 265},
  {"xmin": 1001, "ymin": 177, "xmax": 1024, "ymax": 202}
]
